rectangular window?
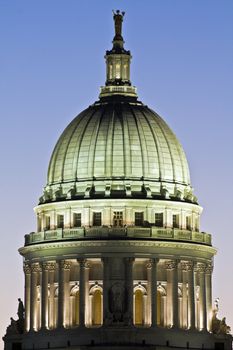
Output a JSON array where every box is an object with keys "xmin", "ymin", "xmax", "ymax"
[
  {"xmin": 113, "ymin": 211, "xmax": 123, "ymax": 227},
  {"xmin": 93, "ymin": 212, "xmax": 102, "ymax": 226},
  {"xmin": 135, "ymin": 212, "xmax": 144, "ymax": 226},
  {"xmin": 155, "ymin": 213, "xmax": 163, "ymax": 227},
  {"xmin": 57, "ymin": 214, "xmax": 64, "ymax": 229},
  {"xmin": 173, "ymin": 214, "xmax": 179, "ymax": 228},
  {"xmin": 73, "ymin": 213, "xmax": 81, "ymax": 227},
  {"xmin": 45, "ymin": 216, "xmax": 50, "ymax": 230},
  {"xmin": 186, "ymin": 216, "xmax": 191, "ymax": 230}
]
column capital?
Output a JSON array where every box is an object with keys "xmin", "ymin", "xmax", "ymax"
[
  {"xmin": 125, "ymin": 257, "xmax": 135, "ymax": 264},
  {"xmin": 196, "ymin": 263, "xmax": 206, "ymax": 273},
  {"xmin": 23, "ymin": 263, "xmax": 31, "ymax": 274},
  {"xmin": 181, "ymin": 261, "xmax": 194, "ymax": 272},
  {"xmin": 43, "ymin": 261, "xmax": 56, "ymax": 271},
  {"xmin": 205, "ymin": 263, "xmax": 213, "ymax": 274},
  {"xmin": 146, "ymin": 258, "xmax": 159, "ymax": 269},
  {"xmin": 78, "ymin": 258, "xmax": 91, "ymax": 269},
  {"xmin": 165, "ymin": 259, "xmax": 179, "ymax": 270},
  {"xmin": 60, "ymin": 260, "xmax": 72, "ymax": 270},
  {"xmin": 31, "ymin": 262, "xmax": 42, "ymax": 273}
]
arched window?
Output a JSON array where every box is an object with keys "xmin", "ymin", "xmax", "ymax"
[
  {"xmin": 134, "ymin": 289, "xmax": 143, "ymax": 325},
  {"xmin": 70, "ymin": 285, "xmax": 79, "ymax": 327},
  {"xmin": 92, "ymin": 289, "xmax": 102, "ymax": 326},
  {"xmin": 157, "ymin": 284, "xmax": 166, "ymax": 327}
]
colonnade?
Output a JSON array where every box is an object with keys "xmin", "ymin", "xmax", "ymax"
[{"xmin": 23, "ymin": 258, "xmax": 213, "ymax": 333}]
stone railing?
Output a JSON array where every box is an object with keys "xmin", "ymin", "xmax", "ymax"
[{"xmin": 24, "ymin": 226, "xmax": 212, "ymax": 246}]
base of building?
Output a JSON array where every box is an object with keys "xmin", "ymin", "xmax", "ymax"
[{"xmin": 3, "ymin": 327, "xmax": 232, "ymax": 350}]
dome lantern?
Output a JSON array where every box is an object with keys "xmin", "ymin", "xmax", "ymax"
[{"xmin": 100, "ymin": 10, "xmax": 137, "ymax": 98}]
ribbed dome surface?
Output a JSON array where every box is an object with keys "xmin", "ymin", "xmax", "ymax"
[{"xmin": 48, "ymin": 98, "xmax": 190, "ymax": 187}]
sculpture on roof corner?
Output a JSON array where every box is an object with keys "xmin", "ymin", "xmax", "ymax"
[
  {"xmin": 5, "ymin": 298, "xmax": 25, "ymax": 336},
  {"xmin": 212, "ymin": 298, "xmax": 231, "ymax": 335}
]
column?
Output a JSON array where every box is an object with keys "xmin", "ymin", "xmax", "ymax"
[
  {"xmin": 198, "ymin": 263, "xmax": 207, "ymax": 331},
  {"xmin": 187, "ymin": 261, "xmax": 195, "ymax": 329},
  {"xmin": 181, "ymin": 262, "xmax": 188, "ymax": 329},
  {"xmin": 165, "ymin": 260, "xmax": 179, "ymax": 328},
  {"xmin": 58, "ymin": 260, "xmax": 72, "ymax": 328},
  {"xmin": 205, "ymin": 263, "xmax": 213, "ymax": 331},
  {"xmin": 30, "ymin": 263, "xmax": 41, "ymax": 331},
  {"xmin": 149, "ymin": 259, "xmax": 158, "ymax": 327},
  {"xmin": 102, "ymin": 257, "xmax": 110, "ymax": 325},
  {"xmin": 23, "ymin": 263, "xmax": 31, "ymax": 332},
  {"xmin": 41, "ymin": 263, "xmax": 49, "ymax": 329},
  {"xmin": 78, "ymin": 259, "xmax": 90, "ymax": 327},
  {"xmin": 48, "ymin": 262, "xmax": 56, "ymax": 329},
  {"xmin": 125, "ymin": 257, "xmax": 134, "ymax": 325}
]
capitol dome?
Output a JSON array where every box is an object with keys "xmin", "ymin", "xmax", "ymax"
[
  {"xmin": 6, "ymin": 11, "xmax": 230, "ymax": 350},
  {"xmin": 42, "ymin": 21, "xmax": 194, "ymax": 205}
]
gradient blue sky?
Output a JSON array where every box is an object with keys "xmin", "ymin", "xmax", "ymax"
[{"xmin": 0, "ymin": 1, "xmax": 232, "ymax": 347}]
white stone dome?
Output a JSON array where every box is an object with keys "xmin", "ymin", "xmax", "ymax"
[{"xmin": 43, "ymin": 96, "xmax": 193, "ymax": 204}]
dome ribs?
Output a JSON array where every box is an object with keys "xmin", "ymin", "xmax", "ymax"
[
  {"xmin": 104, "ymin": 104, "xmax": 114, "ymax": 178},
  {"xmin": 122, "ymin": 103, "xmax": 132, "ymax": 178},
  {"xmin": 139, "ymin": 107, "xmax": 163, "ymax": 181},
  {"xmin": 72, "ymin": 107, "xmax": 97, "ymax": 181},
  {"xmin": 89, "ymin": 105, "xmax": 107, "ymax": 179},
  {"xmin": 129, "ymin": 104, "xmax": 149, "ymax": 178}
]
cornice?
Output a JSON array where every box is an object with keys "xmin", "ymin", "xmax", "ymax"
[{"xmin": 19, "ymin": 239, "xmax": 217, "ymax": 256}]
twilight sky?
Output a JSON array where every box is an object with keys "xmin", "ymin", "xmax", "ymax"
[{"xmin": 0, "ymin": 1, "xmax": 232, "ymax": 348}]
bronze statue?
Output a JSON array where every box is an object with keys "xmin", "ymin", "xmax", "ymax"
[{"xmin": 113, "ymin": 10, "xmax": 125, "ymax": 39}]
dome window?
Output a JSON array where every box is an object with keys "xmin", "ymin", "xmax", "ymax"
[
  {"xmin": 45, "ymin": 216, "xmax": 51, "ymax": 231},
  {"xmin": 173, "ymin": 214, "xmax": 179, "ymax": 229},
  {"xmin": 155, "ymin": 213, "xmax": 163, "ymax": 227},
  {"xmin": 113, "ymin": 211, "xmax": 123, "ymax": 227},
  {"xmin": 93, "ymin": 212, "xmax": 102, "ymax": 227},
  {"xmin": 73, "ymin": 213, "xmax": 81, "ymax": 228},
  {"xmin": 57, "ymin": 214, "xmax": 64, "ymax": 229},
  {"xmin": 186, "ymin": 216, "xmax": 191, "ymax": 230},
  {"xmin": 135, "ymin": 212, "xmax": 144, "ymax": 226}
]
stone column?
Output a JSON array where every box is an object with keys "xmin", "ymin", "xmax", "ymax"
[
  {"xmin": 41, "ymin": 263, "xmax": 49, "ymax": 329},
  {"xmin": 125, "ymin": 257, "xmax": 134, "ymax": 325},
  {"xmin": 165, "ymin": 260, "xmax": 179, "ymax": 328},
  {"xmin": 102, "ymin": 257, "xmax": 110, "ymax": 325},
  {"xmin": 180, "ymin": 262, "xmax": 188, "ymax": 329},
  {"xmin": 148, "ymin": 259, "xmax": 158, "ymax": 327},
  {"xmin": 198, "ymin": 263, "xmax": 207, "ymax": 331},
  {"xmin": 23, "ymin": 263, "xmax": 31, "ymax": 332},
  {"xmin": 30, "ymin": 263, "xmax": 41, "ymax": 331},
  {"xmin": 78, "ymin": 259, "xmax": 90, "ymax": 327},
  {"xmin": 48, "ymin": 262, "xmax": 56, "ymax": 329},
  {"xmin": 205, "ymin": 263, "xmax": 213, "ymax": 331},
  {"xmin": 58, "ymin": 260, "xmax": 72, "ymax": 328},
  {"xmin": 187, "ymin": 261, "xmax": 195, "ymax": 329}
]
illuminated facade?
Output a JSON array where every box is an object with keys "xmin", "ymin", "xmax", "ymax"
[{"xmin": 3, "ymin": 10, "xmax": 232, "ymax": 350}]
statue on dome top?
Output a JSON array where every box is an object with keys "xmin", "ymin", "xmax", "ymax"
[{"xmin": 113, "ymin": 10, "xmax": 125, "ymax": 39}]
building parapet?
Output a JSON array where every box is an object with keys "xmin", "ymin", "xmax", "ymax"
[{"xmin": 24, "ymin": 227, "xmax": 212, "ymax": 246}]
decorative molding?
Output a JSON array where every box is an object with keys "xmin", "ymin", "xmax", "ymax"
[{"xmin": 19, "ymin": 239, "xmax": 217, "ymax": 256}]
